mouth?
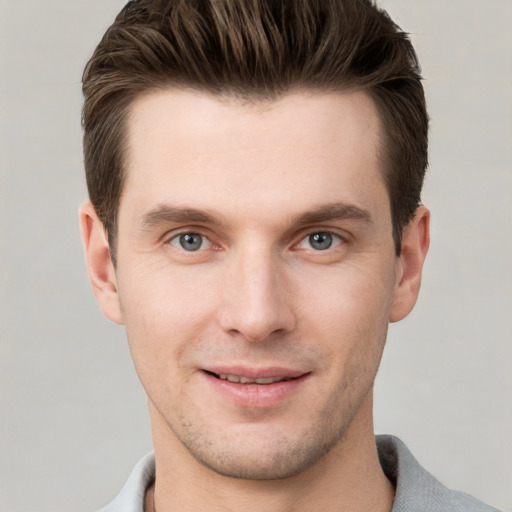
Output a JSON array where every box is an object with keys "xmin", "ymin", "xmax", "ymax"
[
  {"xmin": 204, "ymin": 370, "xmax": 301, "ymax": 385},
  {"xmin": 201, "ymin": 367, "xmax": 311, "ymax": 407}
]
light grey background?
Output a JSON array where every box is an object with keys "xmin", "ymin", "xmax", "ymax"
[{"xmin": 0, "ymin": 1, "xmax": 510, "ymax": 511}]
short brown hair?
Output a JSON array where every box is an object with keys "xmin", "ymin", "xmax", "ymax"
[{"xmin": 82, "ymin": 0, "xmax": 428, "ymax": 258}]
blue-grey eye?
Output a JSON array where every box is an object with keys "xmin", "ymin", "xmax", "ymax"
[
  {"xmin": 309, "ymin": 232, "xmax": 333, "ymax": 250},
  {"xmin": 298, "ymin": 232, "xmax": 342, "ymax": 251},
  {"xmin": 170, "ymin": 233, "xmax": 211, "ymax": 251}
]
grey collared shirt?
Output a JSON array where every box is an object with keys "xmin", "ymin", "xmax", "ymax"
[{"xmin": 98, "ymin": 435, "xmax": 501, "ymax": 512}]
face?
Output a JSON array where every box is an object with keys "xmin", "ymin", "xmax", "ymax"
[{"xmin": 83, "ymin": 89, "xmax": 427, "ymax": 480}]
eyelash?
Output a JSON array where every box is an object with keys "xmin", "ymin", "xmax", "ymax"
[
  {"xmin": 169, "ymin": 232, "xmax": 213, "ymax": 252},
  {"xmin": 296, "ymin": 231, "xmax": 344, "ymax": 251},
  {"xmin": 167, "ymin": 229, "xmax": 346, "ymax": 253}
]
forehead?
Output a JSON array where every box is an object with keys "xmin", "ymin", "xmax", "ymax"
[
  {"xmin": 126, "ymin": 89, "xmax": 382, "ymax": 162},
  {"xmin": 122, "ymin": 89, "xmax": 387, "ymax": 225}
]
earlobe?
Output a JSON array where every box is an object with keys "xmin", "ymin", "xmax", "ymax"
[
  {"xmin": 79, "ymin": 201, "xmax": 123, "ymax": 324},
  {"xmin": 389, "ymin": 206, "xmax": 430, "ymax": 323}
]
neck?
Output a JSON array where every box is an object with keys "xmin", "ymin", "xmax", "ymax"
[{"xmin": 147, "ymin": 394, "xmax": 394, "ymax": 512}]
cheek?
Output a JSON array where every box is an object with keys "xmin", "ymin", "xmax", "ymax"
[
  {"xmin": 294, "ymin": 261, "xmax": 396, "ymax": 374},
  {"xmin": 120, "ymin": 259, "xmax": 218, "ymax": 327},
  {"xmin": 117, "ymin": 263, "xmax": 220, "ymax": 377},
  {"xmin": 302, "ymin": 270, "xmax": 393, "ymax": 406},
  {"xmin": 298, "ymin": 261, "xmax": 396, "ymax": 329}
]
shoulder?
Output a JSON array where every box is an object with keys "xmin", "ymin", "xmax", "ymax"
[{"xmin": 376, "ymin": 435, "xmax": 502, "ymax": 512}]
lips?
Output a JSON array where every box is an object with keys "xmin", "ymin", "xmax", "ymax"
[
  {"xmin": 201, "ymin": 367, "xmax": 310, "ymax": 408},
  {"xmin": 204, "ymin": 366, "xmax": 307, "ymax": 382},
  {"xmin": 209, "ymin": 372, "xmax": 296, "ymax": 385}
]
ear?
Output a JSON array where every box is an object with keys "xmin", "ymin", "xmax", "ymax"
[
  {"xmin": 389, "ymin": 206, "xmax": 430, "ymax": 323},
  {"xmin": 79, "ymin": 201, "xmax": 123, "ymax": 324}
]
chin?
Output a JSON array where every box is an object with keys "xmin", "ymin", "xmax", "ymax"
[
  {"xmin": 193, "ymin": 443, "xmax": 334, "ymax": 480},
  {"xmin": 176, "ymin": 416, "xmax": 349, "ymax": 480}
]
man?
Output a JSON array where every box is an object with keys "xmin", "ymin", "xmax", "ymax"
[{"xmin": 79, "ymin": 1, "xmax": 500, "ymax": 511}]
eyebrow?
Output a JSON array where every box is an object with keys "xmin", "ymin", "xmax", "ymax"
[
  {"xmin": 140, "ymin": 205, "xmax": 222, "ymax": 229},
  {"xmin": 291, "ymin": 203, "xmax": 372, "ymax": 226},
  {"xmin": 139, "ymin": 202, "xmax": 372, "ymax": 230}
]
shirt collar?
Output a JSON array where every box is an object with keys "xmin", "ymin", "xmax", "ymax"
[{"xmin": 98, "ymin": 452, "xmax": 155, "ymax": 512}]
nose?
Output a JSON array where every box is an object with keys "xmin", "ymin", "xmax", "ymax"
[{"xmin": 218, "ymin": 247, "xmax": 297, "ymax": 342}]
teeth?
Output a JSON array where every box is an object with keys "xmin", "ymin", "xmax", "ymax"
[
  {"xmin": 255, "ymin": 378, "xmax": 276, "ymax": 384},
  {"xmin": 217, "ymin": 374, "xmax": 285, "ymax": 384}
]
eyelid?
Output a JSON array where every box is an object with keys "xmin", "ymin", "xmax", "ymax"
[
  {"xmin": 294, "ymin": 229, "xmax": 346, "ymax": 251},
  {"xmin": 170, "ymin": 232, "xmax": 211, "ymax": 250},
  {"xmin": 162, "ymin": 224, "xmax": 211, "ymax": 241},
  {"xmin": 162, "ymin": 226, "xmax": 348, "ymax": 252},
  {"xmin": 164, "ymin": 228, "xmax": 215, "ymax": 251}
]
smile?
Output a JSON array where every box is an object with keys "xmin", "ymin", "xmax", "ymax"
[
  {"xmin": 215, "ymin": 373, "xmax": 294, "ymax": 385},
  {"xmin": 202, "ymin": 368, "xmax": 310, "ymax": 407}
]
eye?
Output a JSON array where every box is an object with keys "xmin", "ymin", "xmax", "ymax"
[
  {"xmin": 170, "ymin": 232, "xmax": 211, "ymax": 252},
  {"xmin": 297, "ymin": 231, "xmax": 343, "ymax": 251}
]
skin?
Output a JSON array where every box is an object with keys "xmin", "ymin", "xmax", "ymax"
[{"xmin": 81, "ymin": 89, "xmax": 429, "ymax": 512}]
